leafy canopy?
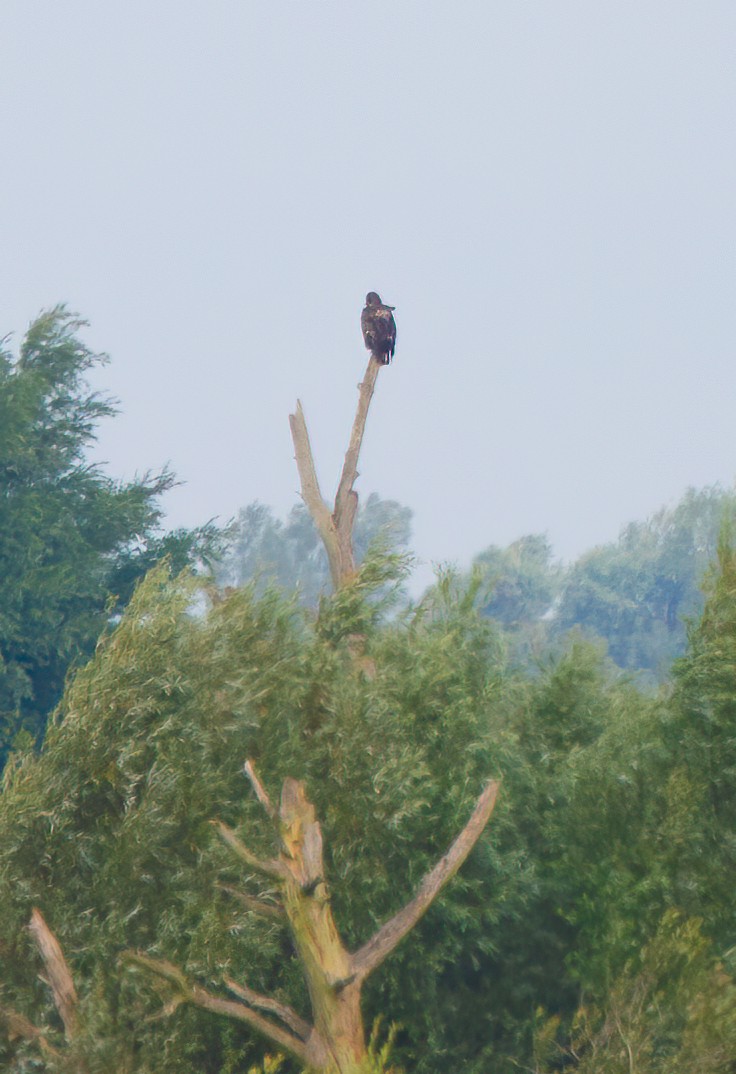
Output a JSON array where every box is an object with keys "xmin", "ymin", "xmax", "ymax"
[{"xmin": 0, "ymin": 306, "xmax": 216, "ymax": 759}]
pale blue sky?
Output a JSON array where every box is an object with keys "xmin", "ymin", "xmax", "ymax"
[{"xmin": 2, "ymin": 3, "xmax": 735, "ymax": 585}]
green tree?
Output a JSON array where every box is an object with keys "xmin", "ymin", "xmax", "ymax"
[
  {"xmin": 555, "ymin": 487, "xmax": 735, "ymax": 680},
  {"xmin": 0, "ymin": 306, "xmax": 216, "ymax": 759},
  {"xmin": 522, "ymin": 537, "xmax": 736, "ymax": 1073},
  {"xmin": 8, "ymin": 551, "xmax": 730, "ymax": 1073},
  {"xmin": 472, "ymin": 534, "xmax": 561, "ymax": 669},
  {"xmin": 0, "ymin": 557, "xmax": 682, "ymax": 1074},
  {"xmin": 535, "ymin": 913, "xmax": 736, "ymax": 1074},
  {"xmin": 0, "ymin": 559, "xmax": 518, "ymax": 1073},
  {"xmin": 475, "ymin": 534, "xmax": 560, "ymax": 628},
  {"xmin": 216, "ymin": 494, "xmax": 411, "ymax": 605},
  {"xmin": 660, "ymin": 530, "xmax": 736, "ymax": 944},
  {"xmin": 5, "ymin": 304, "xmax": 733, "ymax": 1073}
]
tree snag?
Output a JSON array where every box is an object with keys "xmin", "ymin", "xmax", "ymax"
[
  {"xmin": 289, "ymin": 356, "xmax": 381, "ymax": 590},
  {"xmin": 126, "ymin": 761, "xmax": 500, "ymax": 1074},
  {"xmin": 0, "ymin": 908, "xmax": 83, "ymax": 1066}
]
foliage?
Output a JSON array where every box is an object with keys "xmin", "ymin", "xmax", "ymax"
[
  {"xmin": 475, "ymin": 534, "xmax": 561, "ymax": 627},
  {"xmin": 522, "ymin": 530, "xmax": 736, "ymax": 1073},
  {"xmin": 0, "ymin": 557, "xmax": 518, "ymax": 1073},
  {"xmin": 535, "ymin": 913, "xmax": 736, "ymax": 1074},
  {"xmin": 0, "ymin": 306, "xmax": 218, "ymax": 761},
  {"xmin": 470, "ymin": 535, "xmax": 562, "ymax": 670},
  {"xmin": 472, "ymin": 487, "xmax": 736, "ymax": 682},
  {"xmin": 476, "ymin": 638, "xmax": 661, "ymax": 1065},
  {"xmin": 662, "ymin": 529, "xmax": 736, "ymax": 945},
  {"xmin": 1, "ymin": 405, "xmax": 735, "ymax": 1072},
  {"xmin": 215, "ymin": 494, "xmax": 412, "ymax": 605},
  {"xmin": 554, "ymin": 486, "xmax": 736, "ymax": 680},
  {"xmin": 5, "ymin": 541, "xmax": 728, "ymax": 1072}
]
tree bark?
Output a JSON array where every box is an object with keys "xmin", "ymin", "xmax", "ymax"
[
  {"xmin": 288, "ymin": 401, "xmax": 340, "ymax": 584},
  {"xmin": 28, "ymin": 908, "xmax": 79, "ymax": 1043},
  {"xmin": 0, "ymin": 910, "xmax": 83, "ymax": 1067},
  {"xmin": 289, "ymin": 357, "xmax": 381, "ymax": 591},
  {"xmin": 126, "ymin": 762, "xmax": 500, "ymax": 1074}
]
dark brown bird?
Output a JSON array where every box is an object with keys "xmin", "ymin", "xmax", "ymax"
[{"xmin": 361, "ymin": 292, "xmax": 396, "ymax": 365}]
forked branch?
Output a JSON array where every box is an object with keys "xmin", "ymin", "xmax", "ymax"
[
  {"xmin": 289, "ymin": 356, "xmax": 382, "ymax": 590},
  {"xmin": 128, "ymin": 765, "xmax": 500, "ymax": 1074},
  {"xmin": 125, "ymin": 952, "xmax": 317, "ymax": 1066}
]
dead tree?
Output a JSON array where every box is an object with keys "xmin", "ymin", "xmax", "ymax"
[
  {"xmin": 289, "ymin": 356, "xmax": 382, "ymax": 591},
  {"xmin": 127, "ymin": 761, "xmax": 499, "ymax": 1074},
  {"xmin": 0, "ymin": 908, "xmax": 84, "ymax": 1068}
]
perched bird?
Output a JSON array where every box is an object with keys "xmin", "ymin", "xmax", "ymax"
[{"xmin": 361, "ymin": 292, "xmax": 397, "ymax": 365}]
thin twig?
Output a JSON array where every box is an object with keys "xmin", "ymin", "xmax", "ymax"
[
  {"xmin": 244, "ymin": 760, "xmax": 276, "ymax": 819},
  {"xmin": 213, "ymin": 821, "xmax": 287, "ymax": 880},
  {"xmin": 124, "ymin": 951, "xmax": 313, "ymax": 1065},
  {"xmin": 216, "ymin": 884, "xmax": 285, "ymax": 920}
]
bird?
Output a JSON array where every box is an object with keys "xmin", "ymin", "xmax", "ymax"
[{"xmin": 361, "ymin": 292, "xmax": 396, "ymax": 365}]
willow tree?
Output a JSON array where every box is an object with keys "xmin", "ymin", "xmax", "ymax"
[
  {"xmin": 0, "ymin": 329, "xmax": 504, "ymax": 1074},
  {"xmin": 0, "ymin": 306, "xmax": 214, "ymax": 761},
  {"xmin": 123, "ymin": 347, "xmax": 501, "ymax": 1073}
]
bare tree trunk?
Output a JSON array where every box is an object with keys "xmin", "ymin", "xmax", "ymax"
[
  {"xmin": 289, "ymin": 357, "xmax": 381, "ymax": 590},
  {"xmin": 127, "ymin": 762, "xmax": 499, "ymax": 1074}
]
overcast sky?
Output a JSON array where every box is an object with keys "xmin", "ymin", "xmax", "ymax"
[{"xmin": 2, "ymin": 2, "xmax": 735, "ymax": 586}]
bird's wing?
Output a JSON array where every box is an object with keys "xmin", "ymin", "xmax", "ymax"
[
  {"xmin": 361, "ymin": 306, "xmax": 378, "ymax": 348},
  {"xmin": 374, "ymin": 306, "xmax": 397, "ymax": 349}
]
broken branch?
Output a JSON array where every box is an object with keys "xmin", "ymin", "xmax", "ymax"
[
  {"xmin": 0, "ymin": 1004, "xmax": 59, "ymax": 1057},
  {"xmin": 28, "ymin": 908, "xmax": 79, "ymax": 1042},
  {"xmin": 288, "ymin": 402, "xmax": 338, "ymax": 579}
]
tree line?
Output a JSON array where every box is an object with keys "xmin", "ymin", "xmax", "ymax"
[
  {"xmin": 219, "ymin": 486, "xmax": 732, "ymax": 685},
  {"xmin": 0, "ymin": 309, "xmax": 734, "ymax": 1072}
]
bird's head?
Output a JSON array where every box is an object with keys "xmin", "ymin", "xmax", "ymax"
[{"xmin": 365, "ymin": 291, "xmax": 382, "ymax": 306}]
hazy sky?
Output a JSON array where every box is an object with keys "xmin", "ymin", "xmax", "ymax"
[{"xmin": 2, "ymin": 3, "xmax": 735, "ymax": 586}]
